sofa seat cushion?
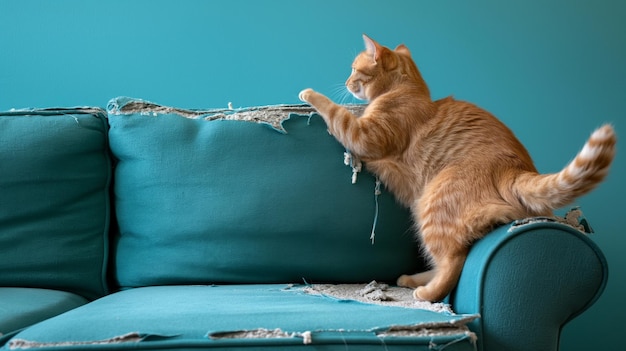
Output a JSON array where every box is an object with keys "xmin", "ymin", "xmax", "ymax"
[
  {"xmin": 5, "ymin": 285, "xmax": 478, "ymax": 351},
  {"xmin": 107, "ymin": 98, "xmax": 423, "ymax": 288},
  {"xmin": 0, "ymin": 108, "xmax": 111, "ymax": 299},
  {"xmin": 0, "ymin": 288, "xmax": 88, "ymax": 344}
]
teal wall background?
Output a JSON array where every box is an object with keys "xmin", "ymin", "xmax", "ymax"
[{"xmin": 1, "ymin": 0, "xmax": 624, "ymax": 349}]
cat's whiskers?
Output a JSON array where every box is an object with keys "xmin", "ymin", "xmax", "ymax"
[{"xmin": 329, "ymin": 83, "xmax": 357, "ymax": 106}]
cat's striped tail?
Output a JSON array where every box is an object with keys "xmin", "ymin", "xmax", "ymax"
[{"xmin": 513, "ymin": 124, "xmax": 616, "ymax": 215}]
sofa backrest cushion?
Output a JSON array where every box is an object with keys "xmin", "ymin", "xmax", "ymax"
[
  {"xmin": 0, "ymin": 108, "xmax": 111, "ymax": 299},
  {"xmin": 107, "ymin": 98, "xmax": 423, "ymax": 289}
]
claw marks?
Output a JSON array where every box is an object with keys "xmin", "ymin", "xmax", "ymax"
[{"xmin": 209, "ymin": 329, "xmax": 312, "ymax": 345}]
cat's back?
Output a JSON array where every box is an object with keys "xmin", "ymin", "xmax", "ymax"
[
  {"xmin": 366, "ymin": 95, "xmax": 536, "ymax": 206},
  {"xmin": 433, "ymin": 96, "xmax": 527, "ymax": 147},
  {"xmin": 432, "ymin": 96, "xmax": 505, "ymax": 131},
  {"xmin": 411, "ymin": 96, "xmax": 535, "ymax": 170}
]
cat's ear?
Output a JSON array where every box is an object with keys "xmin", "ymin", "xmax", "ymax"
[
  {"xmin": 362, "ymin": 34, "xmax": 380, "ymax": 63},
  {"xmin": 363, "ymin": 34, "xmax": 398, "ymax": 70},
  {"xmin": 395, "ymin": 44, "xmax": 412, "ymax": 57}
]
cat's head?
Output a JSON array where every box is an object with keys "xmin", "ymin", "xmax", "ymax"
[{"xmin": 346, "ymin": 34, "xmax": 429, "ymax": 101}]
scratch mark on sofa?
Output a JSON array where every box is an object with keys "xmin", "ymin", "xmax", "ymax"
[
  {"xmin": 9, "ymin": 332, "xmax": 144, "ymax": 350},
  {"xmin": 209, "ymin": 328, "xmax": 312, "ymax": 345}
]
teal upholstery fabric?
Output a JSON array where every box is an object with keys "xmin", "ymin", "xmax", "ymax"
[
  {"xmin": 0, "ymin": 108, "xmax": 111, "ymax": 299},
  {"xmin": 107, "ymin": 98, "xmax": 422, "ymax": 289},
  {"xmin": 450, "ymin": 221, "xmax": 608, "ymax": 351},
  {"xmin": 3, "ymin": 285, "xmax": 477, "ymax": 351},
  {"xmin": 0, "ymin": 288, "xmax": 88, "ymax": 344}
]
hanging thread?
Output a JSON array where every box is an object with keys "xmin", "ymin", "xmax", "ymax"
[
  {"xmin": 343, "ymin": 149, "xmax": 381, "ymax": 245},
  {"xmin": 370, "ymin": 179, "xmax": 382, "ymax": 244}
]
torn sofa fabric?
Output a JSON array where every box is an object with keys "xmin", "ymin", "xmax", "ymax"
[
  {"xmin": 106, "ymin": 97, "xmax": 423, "ymax": 288},
  {"xmin": 6, "ymin": 285, "xmax": 478, "ymax": 351},
  {"xmin": 0, "ymin": 99, "xmax": 609, "ymax": 351}
]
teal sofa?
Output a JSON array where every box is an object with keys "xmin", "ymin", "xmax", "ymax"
[{"xmin": 0, "ymin": 98, "xmax": 608, "ymax": 351}]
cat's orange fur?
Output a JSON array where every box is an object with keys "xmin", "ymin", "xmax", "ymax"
[{"xmin": 299, "ymin": 34, "xmax": 616, "ymax": 302}]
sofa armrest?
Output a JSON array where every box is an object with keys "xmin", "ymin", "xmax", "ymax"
[{"xmin": 449, "ymin": 221, "xmax": 608, "ymax": 351}]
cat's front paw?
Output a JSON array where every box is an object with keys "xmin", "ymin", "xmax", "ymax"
[{"xmin": 299, "ymin": 88, "xmax": 315, "ymax": 103}]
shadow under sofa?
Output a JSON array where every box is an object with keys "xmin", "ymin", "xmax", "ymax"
[{"xmin": 0, "ymin": 98, "xmax": 608, "ymax": 351}]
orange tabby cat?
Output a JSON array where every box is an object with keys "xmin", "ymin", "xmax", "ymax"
[{"xmin": 299, "ymin": 34, "xmax": 616, "ymax": 302}]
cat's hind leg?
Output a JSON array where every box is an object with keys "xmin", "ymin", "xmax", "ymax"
[
  {"xmin": 408, "ymin": 200, "xmax": 520, "ymax": 301},
  {"xmin": 412, "ymin": 249, "xmax": 468, "ymax": 301},
  {"xmin": 402, "ymin": 217, "xmax": 469, "ymax": 301},
  {"xmin": 407, "ymin": 169, "xmax": 474, "ymax": 301}
]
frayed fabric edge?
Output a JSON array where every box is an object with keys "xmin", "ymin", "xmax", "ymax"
[
  {"xmin": 106, "ymin": 96, "xmax": 366, "ymax": 134},
  {"xmin": 209, "ymin": 328, "xmax": 313, "ymax": 345},
  {"xmin": 299, "ymin": 281, "xmax": 459, "ymax": 314},
  {"xmin": 9, "ymin": 332, "xmax": 143, "ymax": 350},
  {"xmin": 509, "ymin": 207, "xmax": 594, "ymax": 234},
  {"xmin": 209, "ymin": 322, "xmax": 476, "ymax": 345}
]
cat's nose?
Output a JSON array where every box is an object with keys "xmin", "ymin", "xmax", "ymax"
[{"xmin": 346, "ymin": 82, "xmax": 359, "ymax": 95}]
